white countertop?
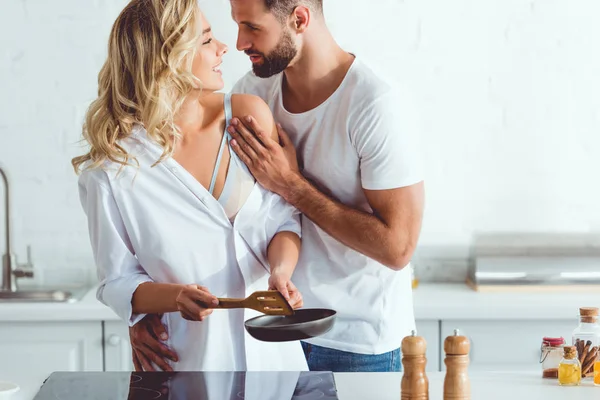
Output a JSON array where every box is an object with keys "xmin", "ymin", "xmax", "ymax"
[
  {"xmin": 5, "ymin": 371, "xmax": 598, "ymax": 400},
  {"xmin": 412, "ymin": 283, "xmax": 600, "ymax": 320},
  {"xmin": 0, "ymin": 286, "xmax": 118, "ymax": 322},
  {"xmin": 1, "ymin": 283, "xmax": 598, "ymax": 322},
  {"xmin": 335, "ymin": 371, "xmax": 598, "ymax": 399}
]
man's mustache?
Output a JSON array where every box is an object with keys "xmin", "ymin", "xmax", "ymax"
[{"xmin": 245, "ymin": 50, "xmax": 264, "ymax": 57}]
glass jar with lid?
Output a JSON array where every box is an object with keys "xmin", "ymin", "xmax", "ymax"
[
  {"xmin": 572, "ymin": 307, "xmax": 600, "ymax": 347},
  {"xmin": 540, "ymin": 337, "xmax": 565, "ymax": 378}
]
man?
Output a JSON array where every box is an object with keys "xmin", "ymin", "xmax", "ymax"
[{"xmin": 130, "ymin": 0, "xmax": 424, "ymax": 372}]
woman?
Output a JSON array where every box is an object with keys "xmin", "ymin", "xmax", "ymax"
[{"xmin": 72, "ymin": 0, "xmax": 307, "ymax": 371}]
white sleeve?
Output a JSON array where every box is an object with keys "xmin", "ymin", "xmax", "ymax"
[
  {"xmin": 267, "ymin": 193, "xmax": 302, "ymax": 239},
  {"xmin": 274, "ymin": 206, "xmax": 302, "ymax": 238},
  {"xmin": 351, "ymin": 88, "xmax": 423, "ymax": 190},
  {"xmin": 232, "ymin": 72, "xmax": 254, "ymax": 95},
  {"xmin": 231, "ymin": 71, "xmax": 275, "ymax": 101},
  {"xmin": 78, "ymin": 171, "xmax": 153, "ymax": 326}
]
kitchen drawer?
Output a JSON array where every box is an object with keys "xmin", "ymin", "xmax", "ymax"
[{"xmin": 441, "ymin": 320, "xmax": 573, "ymax": 371}]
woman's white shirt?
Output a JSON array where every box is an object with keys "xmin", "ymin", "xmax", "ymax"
[{"xmin": 78, "ymin": 125, "xmax": 308, "ymax": 371}]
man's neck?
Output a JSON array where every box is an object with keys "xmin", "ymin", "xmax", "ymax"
[{"xmin": 282, "ymin": 30, "xmax": 354, "ymax": 110}]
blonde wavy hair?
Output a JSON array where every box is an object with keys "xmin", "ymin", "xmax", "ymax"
[{"xmin": 72, "ymin": 0, "xmax": 203, "ymax": 174}]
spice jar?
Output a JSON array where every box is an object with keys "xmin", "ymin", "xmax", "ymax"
[
  {"xmin": 572, "ymin": 307, "xmax": 600, "ymax": 347},
  {"xmin": 558, "ymin": 346, "xmax": 581, "ymax": 386},
  {"xmin": 572, "ymin": 307, "xmax": 600, "ymax": 378},
  {"xmin": 540, "ymin": 337, "xmax": 565, "ymax": 378}
]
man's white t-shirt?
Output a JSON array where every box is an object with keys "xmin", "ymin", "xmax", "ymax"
[{"xmin": 232, "ymin": 58, "xmax": 422, "ymax": 355}]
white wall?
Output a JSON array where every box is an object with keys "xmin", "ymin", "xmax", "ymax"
[{"xmin": 0, "ymin": 0, "xmax": 598, "ymax": 284}]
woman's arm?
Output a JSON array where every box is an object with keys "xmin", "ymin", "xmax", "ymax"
[
  {"xmin": 267, "ymin": 231, "xmax": 303, "ymax": 308},
  {"xmin": 267, "ymin": 231, "xmax": 301, "ymax": 280},
  {"xmin": 131, "ymin": 282, "xmax": 180, "ymax": 314},
  {"xmin": 79, "ymin": 171, "xmax": 218, "ymax": 322},
  {"xmin": 132, "ymin": 282, "xmax": 219, "ymax": 319},
  {"xmin": 231, "ymin": 94, "xmax": 304, "ymax": 308},
  {"xmin": 267, "ymin": 231, "xmax": 301, "ymax": 277},
  {"xmin": 79, "ymin": 171, "xmax": 154, "ymax": 326}
]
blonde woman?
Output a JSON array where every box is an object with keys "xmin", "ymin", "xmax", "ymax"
[{"xmin": 73, "ymin": 0, "xmax": 307, "ymax": 371}]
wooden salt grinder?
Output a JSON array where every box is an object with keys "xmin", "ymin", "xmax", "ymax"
[
  {"xmin": 444, "ymin": 329, "xmax": 470, "ymax": 400},
  {"xmin": 401, "ymin": 330, "xmax": 429, "ymax": 400}
]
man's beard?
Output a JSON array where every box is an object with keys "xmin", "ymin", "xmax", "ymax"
[{"xmin": 248, "ymin": 30, "xmax": 297, "ymax": 78}]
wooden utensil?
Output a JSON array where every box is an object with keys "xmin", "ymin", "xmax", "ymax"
[{"xmin": 216, "ymin": 290, "xmax": 294, "ymax": 316}]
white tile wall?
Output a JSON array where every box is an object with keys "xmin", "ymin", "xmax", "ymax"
[{"xmin": 0, "ymin": 0, "xmax": 599, "ymax": 285}]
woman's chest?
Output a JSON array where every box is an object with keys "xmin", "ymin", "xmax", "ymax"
[
  {"xmin": 111, "ymin": 169, "xmax": 267, "ymax": 270},
  {"xmin": 173, "ymin": 120, "xmax": 230, "ymax": 192}
]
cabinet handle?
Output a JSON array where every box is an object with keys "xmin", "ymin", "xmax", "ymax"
[{"xmin": 107, "ymin": 334, "xmax": 121, "ymax": 346}]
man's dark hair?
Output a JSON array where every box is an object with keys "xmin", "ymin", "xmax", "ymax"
[{"xmin": 264, "ymin": 0, "xmax": 323, "ymax": 21}]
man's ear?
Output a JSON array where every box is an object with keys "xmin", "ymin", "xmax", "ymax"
[{"xmin": 290, "ymin": 6, "xmax": 310, "ymax": 33}]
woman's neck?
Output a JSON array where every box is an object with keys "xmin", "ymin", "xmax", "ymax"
[{"xmin": 175, "ymin": 89, "xmax": 217, "ymax": 134}]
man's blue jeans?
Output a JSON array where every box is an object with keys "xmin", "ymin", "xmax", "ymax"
[{"xmin": 301, "ymin": 342, "xmax": 402, "ymax": 372}]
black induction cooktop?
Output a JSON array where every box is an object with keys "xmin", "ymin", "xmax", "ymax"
[{"xmin": 33, "ymin": 371, "xmax": 338, "ymax": 400}]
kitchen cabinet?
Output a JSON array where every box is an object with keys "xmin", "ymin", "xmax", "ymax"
[
  {"xmin": 98, "ymin": 319, "xmax": 583, "ymax": 373},
  {"xmin": 0, "ymin": 321, "xmax": 103, "ymax": 398},
  {"xmin": 440, "ymin": 320, "xmax": 574, "ymax": 371},
  {"xmin": 103, "ymin": 321, "xmax": 134, "ymax": 371},
  {"xmin": 0, "ymin": 318, "xmax": 575, "ymax": 378},
  {"xmin": 415, "ymin": 320, "xmax": 441, "ymax": 371}
]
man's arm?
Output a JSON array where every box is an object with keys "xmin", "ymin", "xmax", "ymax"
[
  {"xmin": 284, "ymin": 176, "xmax": 424, "ymax": 270},
  {"xmin": 230, "ymin": 118, "xmax": 424, "ymax": 271},
  {"xmin": 229, "ymin": 88, "xmax": 424, "ymax": 271}
]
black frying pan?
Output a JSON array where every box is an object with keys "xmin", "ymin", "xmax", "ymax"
[{"xmin": 244, "ymin": 308, "xmax": 337, "ymax": 342}]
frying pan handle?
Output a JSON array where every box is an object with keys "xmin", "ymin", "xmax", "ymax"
[{"xmin": 216, "ymin": 298, "xmax": 248, "ymax": 309}]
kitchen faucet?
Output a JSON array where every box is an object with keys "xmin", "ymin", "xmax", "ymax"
[{"xmin": 1, "ymin": 166, "xmax": 34, "ymax": 292}]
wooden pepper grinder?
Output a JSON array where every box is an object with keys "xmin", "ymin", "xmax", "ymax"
[
  {"xmin": 401, "ymin": 330, "xmax": 429, "ymax": 400},
  {"xmin": 444, "ymin": 329, "xmax": 470, "ymax": 400}
]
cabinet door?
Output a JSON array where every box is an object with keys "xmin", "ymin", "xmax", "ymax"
[
  {"xmin": 415, "ymin": 320, "xmax": 441, "ymax": 371},
  {"xmin": 103, "ymin": 320, "xmax": 134, "ymax": 371},
  {"xmin": 440, "ymin": 320, "xmax": 573, "ymax": 371},
  {"xmin": 0, "ymin": 321, "xmax": 103, "ymax": 400}
]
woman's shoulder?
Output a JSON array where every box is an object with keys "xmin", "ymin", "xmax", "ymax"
[
  {"xmin": 229, "ymin": 93, "xmax": 276, "ymax": 139},
  {"xmin": 231, "ymin": 93, "xmax": 271, "ymax": 116},
  {"xmin": 78, "ymin": 163, "xmax": 111, "ymax": 194},
  {"xmin": 78, "ymin": 125, "xmax": 147, "ymax": 184},
  {"xmin": 206, "ymin": 91, "xmax": 271, "ymax": 122}
]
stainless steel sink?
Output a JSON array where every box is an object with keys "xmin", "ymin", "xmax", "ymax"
[
  {"xmin": 0, "ymin": 288, "xmax": 87, "ymax": 303},
  {"xmin": 0, "ymin": 167, "xmax": 90, "ymax": 304}
]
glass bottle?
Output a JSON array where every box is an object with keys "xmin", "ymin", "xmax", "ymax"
[
  {"xmin": 572, "ymin": 307, "xmax": 600, "ymax": 347},
  {"xmin": 558, "ymin": 346, "xmax": 581, "ymax": 386}
]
